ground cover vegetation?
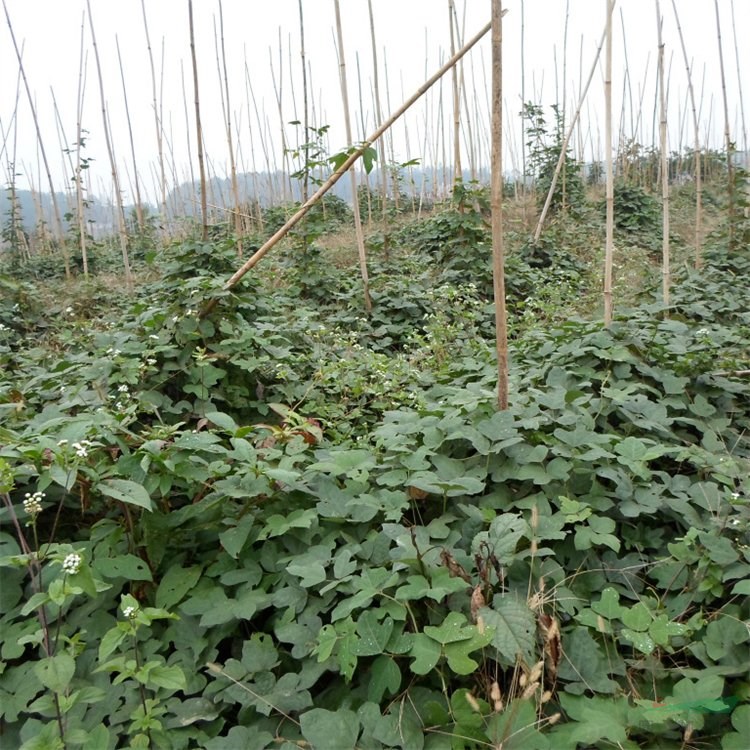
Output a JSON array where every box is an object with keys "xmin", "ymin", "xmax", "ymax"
[{"xmin": 1, "ymin": 150, "xmax": 749, "ymax": 750}]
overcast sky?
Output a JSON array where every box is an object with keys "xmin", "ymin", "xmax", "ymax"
[{"xmin": 1, "ymin": 0, "xmax": 748, "ymax": 202}]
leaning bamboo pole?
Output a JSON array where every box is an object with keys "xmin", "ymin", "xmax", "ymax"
[
  {"xmin": 85, "ymin": 0, "xmax": 131, "ymax": 286},
  {"xmin": 333, "ymin": 0, "xmax": 372, "ymax": 313},
  {"xmin": 534, "ymin": 18, "xmax": 609, "ymax": 242},
  {"xmin": 201, "ymin": 18, "xmax": 493, "ymax": 316},
  {"xmin": 713, "ymin": 0, "xmax": 735, "ymax": 251},
  {"xmin": 188, "ymin": 0, "xmax": 208, "ymax": 241},
  {"xmin": 603, "ymin": 0, "xmax": 614, "ymax": 326},
  {"xmin": 655, "ymin": 0, "xmax": 670, "ymax": 307},
  {"xmin": 491, "ymin": 0, "xmax": 508, "ymax": 411},
  {"xmin": 2, "ymin": 0, "xmax": 68, "ymax": 276}
]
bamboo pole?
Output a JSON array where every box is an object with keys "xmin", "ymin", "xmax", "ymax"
[
  {"xmin": 366, "ymin": 0, "xmax": 389, "ymax": 217},
  {"xmin": 655, "ymin": 0, "xmax": 670, "ymax": 307},
  {"xmin": 74, "ymin": 13, "xmax": 89, "ymax": 275},
  {"xmin": 298, "ymin": 0, "xmax": 310, "ymax": 204},
  {"xmin": 603, "ymin": 0, "xmax": 614, "ymax": 326},
  {"xmin": 333, "ymin": 0, "xmax": 372, "ymax": 313},
  {"xmin": 729, "ymin": 0, "xmax": 747, "ymax": 166},
  {"xmin": 491, "ymin": 0, "xmax": 508, "ymax": 411},
  {"xmin": 201, "ymin": 18, "xmax": 493, "ymax": 316},
  {"xmin": 140, "ymin": 0, "xmax": 167, "ymax": 224},
  {"xmin": 188, "ymin": 0, "xmax": 208, "ymax": 241},
  {"xmin": 449, "ymin": 0, "xmax": 462, "ymax": 186},
  {"xmin": 85, "ymin": 0, "xmax": 131, "ymax": 286},
  {"xmin": 2, "ymin": 0, "xmax": 68, "ymax": 276},
  {"xmin": 534, "ymin": 19, "xmax": 609, "ymax": 242},
  {"xmin": 116, "ymin": 36, "xmax": 144, "ymax": 233},
  {"xmin": 217, "ymin": 0, "xmax": 242, "ymax": 256},
  {"xmin": 714, "ymin": 0, "xmax": 735, "ymax": 251}
]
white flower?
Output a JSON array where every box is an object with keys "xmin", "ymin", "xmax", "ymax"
[
  {"xmin": 696, "ymin": 328, "xmax": 709, "ymax": 336},
  {"xmin": 118, "ymin": 384, "xmax": 129, "ymax": 393},
  {"xmin": 731, "ymin": 492, "xmax": 740, "ymax": 500},
  {"xmin": 0, "ymin": 323, "xmax": 9, "ymax": 332},
  {"xmin": 62, "ymin": 552, "xmax": 82, "ymax": 575},
  {"xmin": 23, "ymin": 491, "xmax": 45, "ymax": 516},
  {"xmin": 122, "ymin": 605, "xmax": 138, "ymax": 619},
  {"xmin": 65, "ymin": 306, "xmax": 73, "ymax": 314},
  {"xmin": 149, "ymin": 335, "xmax": 159, "ymax": 341},
  {"xmin": 172, "ymin": 316, "xmax": 179, "ymax": 323},
  {"xmin": 729, "ymin": 518, "xmax": 740, "ymax": 527},
  {"xmin": 72, "ymin": 442, "xmax": 89, "ymax": 458},
  {"xmin": 57, "ymin": 439, "xmax": 68, "ymax": 446}
]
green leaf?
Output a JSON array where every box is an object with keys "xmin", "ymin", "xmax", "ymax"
[
  {"xmin": 620, "ymin": 602, "xmax": 652, "ymax": 631},
  {"xmin": 444, "ymin": 626, "xmax": 494, "ymax": 675},
  {"xmin": 95, "ymin": 554, "xmax": 152, "ymax": 581},
  {"xmin": 480, "ymin": 595, "xmax": 535, "ymax": 665},
  {"xmin": 355, "ymin": 611, "xmax": 394, "ymax": 656},
  {"xmin": 98, "ymin": 625, "xmax": 128, "ymax": 660},
  {"xmin": 219, "ymin": 514, "xmax": 255, "ymax": 559},
  {"xmin": 156, "ymin": 564, "xmax": 203, "ymax": 610},
  {"xmin": 204, "ymin": 410, "xmax": 238, "ymax": 432},
  {"xmin": 146, "ymin": 664, "xmax": 186, "ymax": 691},
  {"xmin": 731, "ymin": 580, "xmax": 750, "ymax": 595},
  {"xmin": 591, "ymin": 587, "xmax": 623, "ymax": 619},
  {"xmin": 409, "ymin": 633, "xmax": 442, "ymax": 675},
  {"xmin": 34, "ymin": 653, "xmax": 75, "ymax": 693},
  {"xmin": 620, "ymin": 628, "xmax": 655, "ymax": 655},
  {"xmin": 98, "ymin": 478, "xmax": 153, "ymax": 511},
  {"xmin": 723, "ymin": 705, "xmax": 750, "ymax": 749},
  {"xmin": 300, "ymin": 708, "xmax": 360, "ymax": 750},
  {"xmin": 367, "ymin": 655, "xmax": 401, "ymax": 702}
]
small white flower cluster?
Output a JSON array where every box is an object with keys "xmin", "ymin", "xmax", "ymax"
[
  {"xmin": 122, "ymin": 605, "xmax": 138, "ymax": 619},
  {"xmin": 696, "ymin": 328, "xmax": 710, "ymax": 336},
  {"xmin": 0, "ymin": 323, "xmax": 9, "ymax": 333},
  {"xmin": 72, "ymin": 439, "xmax": 92, "ymax": 458},
  {"xmin": 110, "ymin": 382, "xmax": 134, "ymax": 411},
  {"xmin": 105, "ymin": 347, "xmax": 122, "ymax": 357},
  {"xmin": 23, "ymin": 491, "xmax": 45, "ymax": 516},
  {"xmin": 65, "ymin": 306, "xmax": 74, "ymax": 315},
  {"xmin": 62, "ymin": 552, "xmax": 82, "ymax": 575}
]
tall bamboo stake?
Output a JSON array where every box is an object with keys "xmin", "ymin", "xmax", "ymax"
[
  {"xmin": 74, "ymin": 13, "xmax": 89, "ymax": 275},
  {"xmin": 293, "ymin": 0, "xmax": 308, "ymax": 206},
  {"xmin": 603, "ymin": 0, "xmax": 614, "ymax": 326},
  {"xmin": 116, "ymin": 37, "xmax": 144, "ymax": 233},
  {"xmin": 655, "ymin": 0, "xmax": 670, "ymax": 307},
  {"xmin": 180, "ymin": 60, "xmax": 196, "ymax": 213},
  {"xmin": 366, "ymin": 0, "xmax": 389, "ymax": 217},
  {"xmin": 713, "ymin": 0, "xmax": 735, "ymax": 251},
  {"xmin": 201, "ymin": 18, "xmax": 493, "ymax": 316},
  {"xmin": 333, "ymin": 0, "xmax": 372, "ymax": 313},
  {"xmin": 491, "ymin": 0, "xmax": 508, "ymax": 411},
  {"xmin": 449, "ymin": 0, "xmax": 462, "ymax": 186},
  {"xmin": 140, "ymin": 0, "xmax": 167, "ymax": 223},
  {"xmin": 217, "ymin": 0, "xmax": 242, "ymax": 256},
  {"xmin": 188, "ymin": 0, "xmax": 208, "ymax": 241},
  {"xmin": 85, "ymin": 0, "xmax": 131, "ymax": 286},
  {"xmin": 729, "ymin": 0, "xmax": 747, "ymax": 166},
  {"xmin": 2, "ymin": 0, "xmax": 68, "ymax": 276}
]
